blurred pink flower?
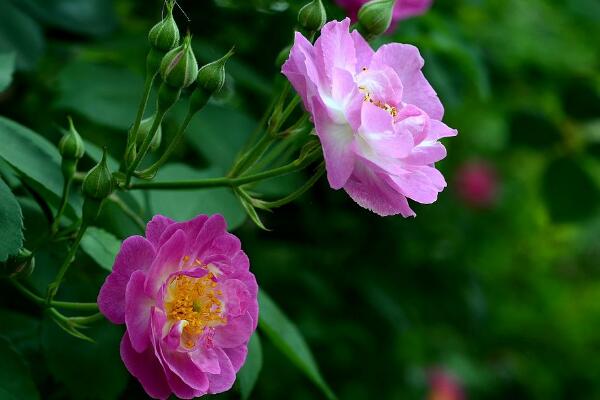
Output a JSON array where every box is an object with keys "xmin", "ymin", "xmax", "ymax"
[
  {"xmin": 282, "ymin": 19, "xmax": 456, "ymax": 217},
  {"xmin": 427, "ymin": 368, "xmax": 466, "ymax": 400},
  {"xmin": 98, "ymin": 214, "xmax": 258, "ymax": 399},
  {"xmin": 335, "ymin": 0, "xmax": 433, "ymax": 26},
  {"xmin": 455, "ymin": 161, "xmax": 499, "ymax": 208}
]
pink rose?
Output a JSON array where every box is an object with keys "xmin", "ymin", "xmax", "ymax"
[
  {"xmin": 336, "ymin": 0, "xmax": 433, "ymax": 27},
  {"xmin": 282, "ymin": 19, "xmax": 456, "ymax": 217},
  {"xmin": 98, "ymin": 214, "xmax": 258, "ymax": 399},
  {"xmin": 455, "ymin": 161, "xmax": 499, "ymax": 208}
]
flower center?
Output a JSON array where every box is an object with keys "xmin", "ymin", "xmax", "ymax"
[
  {"xmin": 358, "ymin": 67, "xmax": 399, "ymax": 118},
  {"xmin": 164, "ymin": 270, "xmax": 227, "ymax": 347}
]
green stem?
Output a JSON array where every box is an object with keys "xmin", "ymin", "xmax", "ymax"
[
  {"xmin": 125, "ymin": 108, "xmax": 168, "ymax": 185},
  {"xmin": 137, "ymin": 110, "xmax": 195, "ymax": 177},
  {"xmin": 122, "ymin": 73, "xmax": 155, "ymax": 171},
  {"xmin": 261, "ymin": 163, "xmax": 325, "ymax": 208},
  {"xmin": 10, "ymin": 279, "xmax": 98, "ymax": 311},
  {"xmin": 229, "ymin": 133, "xmax": 275, "ymax": 178},
  {"xmin": 130, "ymin": 154, "xmax": 318, "ymax": 190},
  {"xmin": 107, "ymin": 194, "xmax": 146, "ymax": 232},
  {"xmin": 51, "ymin": 176, "xmax": 73, "ymax": 234},
  {"xmin": 46, "ymin": 223, "xmax": 89, "ymax": 303}
]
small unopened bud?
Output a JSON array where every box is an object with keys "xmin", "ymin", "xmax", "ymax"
[
  {"xmin": 298, "ymin": 0, "xmax": 327, "ymax": 32},
  {"xmin": 148, "ymin": 2, "xmax": 180, "ymax": 52},
  {"xmin": 160, "ymin": 35, "xmax": 198, "ymax": 89},
  {"xmin": 59, "ymin": 117, "xmax": 85, "ymax": 160},
  {"xmin": 358, "ymin": 0, "xmax": 395, "ymax": 37},
  {"xmin": 135, "ymin": 115, "xmax": 163, "ymax": 150},
  {"xmin": 1, "ymin": 248, "xmax": 35, "ymax": 278},
  {"xmin": 189, "ymin": 48, "xmax": 234, "ymax": 113},
  {"xmin": 82, "ymin": 148, "xmax": 113, "ymax": 201}
]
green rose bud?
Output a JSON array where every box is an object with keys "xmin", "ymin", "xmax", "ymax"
[
  {"xmin": 357, "ymin": 0, "xmax": 395, "ymax": 38},
  {"xmin": 82, "ymin": 148, "xmax": 113, "ymax": 201},
  {"xmin": 135, "ymin": 115, "xmax": 163, "ymax": 152},
  {"xmin": 189, "ymin": 48, "xmax": 234, "ymax": 113},
  {"xmin": 148, "ymin": 2, "xmax": 180, "ymax": 52},
  {"xmin": 59, "ymin": 117, "xmax": 85, "ymax": 160},
  {"xmin": 298, "ymin": 0, "xmax": 327, "ymax": 32},
  {"xmin": 160, "ymin": 35, "xmax": 198, "ymax": 89},
  {"xmin": 1, "ymin": 248, "xmax": 34, "ymax": 278}
]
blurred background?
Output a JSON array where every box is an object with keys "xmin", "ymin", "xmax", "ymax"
[{"xmin": 1, "ymin": 0, "xmax": 599, "ymax": 399}]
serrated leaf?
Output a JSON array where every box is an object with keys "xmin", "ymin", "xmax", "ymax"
[
  {"xmin": 0, "ymin": 52, "xmax": 15, "ymax": 91},
  {"xmin": 238, "ymin": 333, "xmax": 263, "ymax": 399},
  {"xmin": 0, "ymin": 337, "xmax": 40, "ymax": 400},
  {"xmin": 0, "ymin": 176, "xmax": 23, "ymax": 262},
  {"xmin": 147, "ymin": 164, "xmax": 246, "ymax": 230},
  {"xmin": 80, "ymin": 227, "xmax": 120, "ymax": 271},
  {"xmin": 258, "ymin": 290, "xmax": 336, "ymax": 400}
]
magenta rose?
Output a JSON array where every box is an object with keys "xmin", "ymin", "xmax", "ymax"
[
  {"xmin": 282, "ymin": 19, "xmax": 456, "ymax": 217},
  {"xmin": 98, "ymin": 214, "xmax": 258, "ymax": 399},
  {"xmin": 336, "ymin": 0, "xmax": 433, "ymax": 27}
]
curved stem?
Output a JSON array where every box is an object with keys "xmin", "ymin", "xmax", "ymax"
[
  {"xmin": 122, "ymin": 73, "xmax": 155, "ymax": 171},
  {"xmin": 137, "ymin": 109, "xmax": 195, "ymax": 176},
  {"xmin": 125, "ymin": 108, "xmax": 167, "ymax": 185},
  {"xmin": 107, "ymin": 194, "xmax": 146, "ymax": 232},
  {"xmin": 51, "ymin": 176, "xmax": 73, "ymax": 234},
  {"xmin": 261, "ymin": 163, "xmax": 325, "ymax": 208},
  {"xmin": 129, "ymin": 154, "xmax": 319, "ymax": 190},
  {"xmin": 10, "ymin": 279, "xmax": 98, "ymax": 311},
  {"xmin": 46, "ymin": 223, "xmax": 89, "ymax": 303}
]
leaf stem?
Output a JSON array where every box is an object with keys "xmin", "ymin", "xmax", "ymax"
[
  {"xmin": 129, "ymin": 152, "xmax": 320, "ymax": 190},
  {"xmin": 51, "ymin": 176, "xmax": 73, "ymax": 234},
  {"xmin": 46, "ymin": 222, "xmax": 89, "ymax": 303},
  {"xmin": 9, "ymin": 279, "xmax": 99, "ymax": 311}
]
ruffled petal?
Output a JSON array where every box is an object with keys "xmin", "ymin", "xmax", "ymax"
[
  {"xmin": 224, "ymin": 345, "xmax": 248, "ymax": 372},
  {"xmin": 120, "ymin": 332, "xmax": 171, "ymax": 400},
  {"xmin": 145, "ymin": 229, "xmax": 187, "ymax": 296},
  {"xmin": 98, "ymin": 236, "xmax": 155, "ymax": 324},
  {"xmin": 213, "ymin": 312, "xmax": 254, "ymax": 349},
  {"xmin": 125, "ymin": 270, "xmax": 155, "ymax": 352},
  {"xmin": 207, "ymin": 347, "xmax": 236, "ymax": 394}
]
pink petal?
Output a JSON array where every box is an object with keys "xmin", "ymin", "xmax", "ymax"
[
  {"xmin": 392, "ymin": 0, "xmax": 433, "ymax": 20},
  {"xmin": 351, "ymin": 29, "xmax": 374, "ymax": 69},
  {"xmin": 404, "ymin": 141, "xmax": 447, "ymax": 164},
  {"xmin": 191, "ymin": 214, "xmax": 227, "ymax": 260},
  {"xmin": 211, "ymin": 233, "xmax": 241, "ymax": 258},
  {"xmin": 282, "ymin": 32, "xmax": 321, "ymax": 112},
  {"xmin": 161, "ymin": 348, "xmax": 209, "ymax": 392},
  {"xmin": 344, "ymin": 161, "xmax": 416, "ymax": 217},
  {"xmin": 224, "ymin": 345, "xmax": 248, "ymax": 372},
  {"xmin": 430, "ymin": 119, "xmax": 458, "ymax": 139},
  {"xmin": 359, "ymin": 103, "xmax": 413, "ymax": 159},
  {"xmin": 222, "ymin": 279, "xmax": 250, "ymax": 318},
  {"xmin": 371, "ymin": 44, "xmax": 444, "ymax": 120},
  {"xmin": 314, "ymin": 19, "xmax": 357, "ymax": 86},
  {"xmin": 390, "ymin": 165, "xmax": 447, "ymax": 204},
  {"xmin": 213, "ymin": 312, "xmax": 254, "ymax": 349},
  {"xmin": 120, "ymin": 332, "xmax": 171, "ymax": 400},
  {"xmin": 145, "ymin": 215, "xmax": 175, "ymax": 247},
  {"xmin": 125, "ymin": 270, "xmax": 155, "ymax": 353},
  {"xmin": 145, "ymin": 229, "xmax": 187, "ymax": 296},
  {"xmin": 98, "ymin": 236, "xmax": 155, "ymax": 324},
  {"xmin": 190, "ymin": 347, "xmax": 221, "ymax": 375},
  {"xmin": 207, "ymin": 347, "xmax": 236, "ymax": 394},
  {"xmin": 312, "ymin": 97, "xmax": 356, "ymax": 189}
]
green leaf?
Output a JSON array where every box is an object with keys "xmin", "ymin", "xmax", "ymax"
[
  {"xmin": 55, "ymin": 61, "xmax": 146, "ymax": 130},
  {"xmin": 147, "ymin": 164, "xmax": 246, "ymax": 230},
  {"xmin": 185, "ymin": 104, "xmax": 257, "ymax": 171},
  {"xmin": 542, "ymin": 156, "xmax": 600, "ymax": 223},
  {"xmin": 0, "ymin": 52, "xmax": 15, "ymax": 91},
  {"xmin": 258, "ymin": 290, "xmax": 336, "ymax": 399},
  {"xmin": 238, "ymin": 333, "xmax": 263, "ymax": 400},
  {"xmin": 0, "ymin": 176, "xmax": 23, "ymax": 262},
  {"xmin": 13, "ymin": 0, "xmax": 117, "ymax": 37},
  {"xmin": 0, "ymin": 337, "xmax": 40, "ymax": 400},
  {"xmin": 80, "ymin": 227, "xmax": 120, "ymax": 271},
  {"xmin": 0, "ymin": 1, "xmax": 44, "ymax": 70},
  {"xmin": 42, "ymin": 316, "xmax": 128, "ymax": 400},
  {"xmin": 0, "ymin": 116, "xmax": 81, "ymax": 216}
]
